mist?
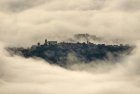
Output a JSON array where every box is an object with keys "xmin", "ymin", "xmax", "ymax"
[{"xmin": 0, "ymin": 0, "xmax": 140, "ymax": 94}]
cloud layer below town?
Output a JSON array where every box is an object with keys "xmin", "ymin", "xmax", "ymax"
[{"xmin": 0, "ymin": 0, "xmax": 140, "ymax": 94}]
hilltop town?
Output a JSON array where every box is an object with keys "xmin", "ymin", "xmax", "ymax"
[{"xmin": 8, "ymin": 36, "xmax": 133, "ymax": 67}]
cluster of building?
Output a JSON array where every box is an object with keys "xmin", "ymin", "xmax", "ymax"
[
  {"xmin": 31, "ymin": 39, "xmax": 57, "ymax": 50},
  {"xmin": 30, "ymin": 39, "xmax": 130, "ymax": 52},
  {"xmin": 31, "ymin": 39, "xmax": 93, "ymax": 50}
]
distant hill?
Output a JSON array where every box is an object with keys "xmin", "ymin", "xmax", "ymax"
[
  {"xmin": 7, "ymin": 37, "xmax": 134, "ymax": 67},
  {"xmin": 67, "ymin": 33, "xmax": 126, "ymax": 44}
]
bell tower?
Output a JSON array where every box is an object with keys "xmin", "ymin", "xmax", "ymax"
[{"xmin": 45, "ymin": 39, "xmax": 48, "ymax": 45}]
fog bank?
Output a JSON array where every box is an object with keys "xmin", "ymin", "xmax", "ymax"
[{"xmin": 0, "ymin": 0, "xmax": 140, "ymax": 94}]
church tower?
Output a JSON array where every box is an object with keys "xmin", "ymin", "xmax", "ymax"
[{"xmin": 44, "ymin": 39, "xmax": 48, "ymax": 45}]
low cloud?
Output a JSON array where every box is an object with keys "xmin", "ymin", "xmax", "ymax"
[{"xmin": 0, "ymin": 0, "xmax": 140, "ymax": 94}]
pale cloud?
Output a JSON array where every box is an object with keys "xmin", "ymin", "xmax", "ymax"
[{"xmin": 0, "ymin": 0, "xmax": 140, "ymax": 94}]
